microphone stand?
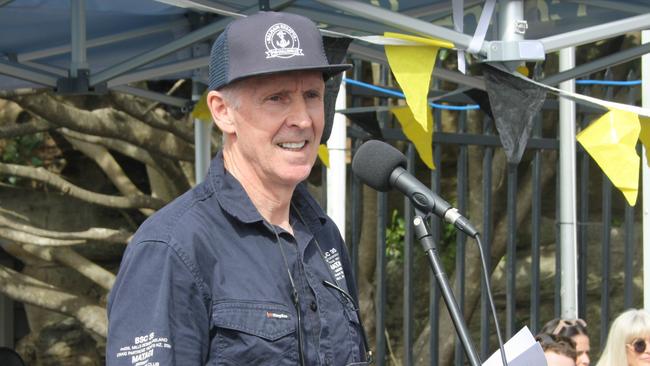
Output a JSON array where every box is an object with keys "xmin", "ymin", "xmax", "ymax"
[{"xmin": 413, "ymin": 210, "xmax": 482, "ymax": 366}]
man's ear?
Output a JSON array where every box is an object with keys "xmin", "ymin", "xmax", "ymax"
[{"xmin": 207, "ymin": 90, "xmax": 235, "ymax": 134}]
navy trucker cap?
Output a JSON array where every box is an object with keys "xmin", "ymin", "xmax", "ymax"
[{"xmin": 208, "ymin": 11, "xmax": 352, "ymax": 90}]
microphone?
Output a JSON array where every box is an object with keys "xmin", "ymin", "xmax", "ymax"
[{"xmin": 352, "ymin": 140, "xmax": 479, "ymax": 237}]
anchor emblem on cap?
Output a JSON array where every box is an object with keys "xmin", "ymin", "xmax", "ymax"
[
  {"xmin": 275, "ymin": 31, "xmax": 290, "ymax": 49},
  {"xmin": 265, "ymin": 23, "xmax": 304, "ymax": 59}
]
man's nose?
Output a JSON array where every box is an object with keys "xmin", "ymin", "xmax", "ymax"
[{"xmin": 286, "ymin": 98, "xmax": 312, "ymax": 128}]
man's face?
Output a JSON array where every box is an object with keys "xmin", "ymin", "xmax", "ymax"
[
  {"xmin": 544, "ymin": 351, "xmax": 576, "ymax": 366},
  {"xmin": 217, "ymin": 71, "xmax": 325, "ymax": 189},
  {"xmin": 573, "ymin": 334, "xmax": 590, "ymax": 366}
]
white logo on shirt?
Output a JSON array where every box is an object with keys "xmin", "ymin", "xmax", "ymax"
[
  {"xmin": 324, "ymin": 248, "xmax": 345, "ymax": 281},
  {"xmin": 265, "ymin": 23, "xmax": 304, "ymax": 59},
  {"xmin": 266, "ymin": 311, "xmax": 290, "ymax": 320},
  {"xmin": 115, "ymin": 332, "xmax": 172, "ymax": 366}
]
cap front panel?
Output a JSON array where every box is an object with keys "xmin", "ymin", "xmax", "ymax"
[{"xmin": 227, "ymin": 12, "xmax": 330, "ymax": 83}]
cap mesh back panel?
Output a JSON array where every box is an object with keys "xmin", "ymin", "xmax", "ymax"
[{"xmin": 208, "ymin": 30, "xmax": 230, "ymax": 90}]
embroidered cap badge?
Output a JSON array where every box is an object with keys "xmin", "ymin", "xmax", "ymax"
[{"xmin": 265, "ymin": 23, "xmax": 304, "ymax": 59}]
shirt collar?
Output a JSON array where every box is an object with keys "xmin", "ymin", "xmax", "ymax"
[
  {"xmin": 209, "ymin": 150, "xmax": 327, "ymax": 231},
  {"xmin": 209, "ymin": 151, "xmax": 264, "ymax": 224},
  {"xmin": 291, "ymin": 183, "xmax": 327, "ymax": 234}
]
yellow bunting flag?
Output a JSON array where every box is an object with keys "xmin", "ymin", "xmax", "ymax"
[
  {"xmin": 384, "ymin": 32, "xmax": 443, "ymax": 132},
  {"xmin": 639, "ymin": 117, "xmax": 650, "ymax": 165},
  {"xmin": 391, "ymin": 106, "xmax": 435, "ymax": 170},
  {"xmin": 516, "ymin": 65, "xmax": 529, "ymax": 77},
  {"xmin": 576, "ymin": 109, "xmax": 641, "ymax": 206},
  {"xmin": 191, "ymin": 90, "xmax": 211, "ymax": 121},
  {"xmin": 318, "ymin": 144, "xmax": 330, "ymax": 168}
]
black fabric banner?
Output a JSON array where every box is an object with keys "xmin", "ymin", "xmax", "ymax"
[
  {"xmin": 322, "ymin": 36, "xmax": 352, "ymax": 143},
  {"xmin": 343, "ymin": 111, "xmax": 383, "ymax": 139},
  {"xmin": 483, "ymin": 65, "xmax": 546, "ymax": 165},
  {"xmin": 463, "ymin": 88, "xmax": 494, "ymax": 121}
]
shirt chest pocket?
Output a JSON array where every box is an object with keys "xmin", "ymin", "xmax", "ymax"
[{"xmin": 210, "ymin": 301, "xmax": 298, "ymax": 366}]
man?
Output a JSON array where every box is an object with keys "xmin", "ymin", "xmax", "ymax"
[
  {"xmin": 537, "ymin": 333, "xmax": 577, "ymax": 366},
  {"xmin": 106, "ymin": 11, "xmax": 370, "ymax": 366},
  {"xmin": 541, "ymin": 318, "xmax": 590, "ymax": 366}
]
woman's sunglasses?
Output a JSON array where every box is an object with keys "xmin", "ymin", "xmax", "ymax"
[{"xmin": 630, "ymin": 338, "xmax": 650, "ymax": 354}]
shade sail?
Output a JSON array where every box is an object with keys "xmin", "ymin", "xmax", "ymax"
[{"xmin": 1, "ymin": 0, "xmax": 649, "ymax": 103}]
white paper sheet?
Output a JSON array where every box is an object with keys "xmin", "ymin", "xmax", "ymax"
[{"xmin": 482, "ymin": 326, "xmax": 547, "ymax": 366}]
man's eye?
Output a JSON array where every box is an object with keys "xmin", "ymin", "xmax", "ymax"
[
  {"xmin": 268, "ymin": 95, "xmax": 283, "ymax": 102},
  {"xmin": 305, "ymin": 91, "xmax": 321, "ymax": 99}
]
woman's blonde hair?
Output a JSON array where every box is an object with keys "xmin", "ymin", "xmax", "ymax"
[{"xmin": 596, "ymin": 309, "xmax": 650, "ymax": 366}]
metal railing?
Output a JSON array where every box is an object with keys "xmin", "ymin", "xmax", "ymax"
[{"xmin": 343, "ymin": 61, "xmax": 643, "ymax": 365}]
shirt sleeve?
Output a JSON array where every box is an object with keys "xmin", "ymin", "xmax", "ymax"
[{"xmin": 106, "ymin": 240, "xmax": 209, "ymax": 366}]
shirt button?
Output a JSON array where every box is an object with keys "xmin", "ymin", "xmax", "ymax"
[
  {"xmin": 310, "ymin": 301, "xmax": 318, "ymax": 311},
  {"xmin": 325, "ymin": 357, "xmax": 332, "ymax": 365}
]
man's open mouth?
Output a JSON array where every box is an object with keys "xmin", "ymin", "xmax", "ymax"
[{"xmin": 278, "ymin": 141, "xmax": 307, "ymax": 150}]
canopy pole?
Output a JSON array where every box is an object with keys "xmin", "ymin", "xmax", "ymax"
[
  {"xmin": 498, "ymin": 0, "xmax": 524, "ymax": 41},
  {"xmin": 193, "ymin": 82, "xmax": 211, "ymax": 184},
  {"xmin": 642, "ymin": 30, "xmax": 650, "ymax": 311},
  {"xmin": 70, "ymin": 0, "xmax": 88, "ymax": 77},
  {"xmin": 498, "ymin": 0, "xmax": 524, "ymax": 70},
  {"xmin": 559, "ymin": 46, "xmax": 579, "ymax": 319},
  {"xmin": 327, "ymin": 77, "xmax": 347, "ymax": 235}
]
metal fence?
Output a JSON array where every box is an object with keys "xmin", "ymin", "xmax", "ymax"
[{"xmin": 341, "ymin": 62, "xmax": 644, "ymax": 366}]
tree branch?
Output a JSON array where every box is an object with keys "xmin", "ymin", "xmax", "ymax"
[
  {"xmin": 0, "ymin": 213, "xmax": 131, "ymax": 244},
  {"xmin": 59, "ymin": 128, "xmax": 159, "ymax": 170},
  {"xmin": 7, "ymin": 92, "xmax": 194, "ymax": 161},
  {"xmin": 150, "ymin": 155, "xmax": 192, "ymax": 197},
  {"xmin": 0, "ymin": 88, "xmax": 46, "ymax": 99},
  {"xmin": 0, "ymin": 118, "xmax": 52, "ymax": 138},
  {"xmin": 52, "ymin": 247, "xmax": 115, "ymax": 290},
  {"xmin": 2, "ymin": 242, "xmax": 115, "ymax": 291},
  {"xmin": 59, "ymin": 128, "xmax": 191, "ymax": 195},
  {"xmin": 109, "ymin": 90, "xmax": 194, "ymax": 144},
  {"xmin": 65, "ymin": 135, "xmax": 156, "ymax": 215},
  {"xmin": 0, "ymin": 162, "xmax": 165, "ymax": 210},
  {"xmin": 179, "ymin": 160, "xmax": 197, "ymax": 187},
  {"xmin": 0, "ymin": 264, "xmax": 107, "ymax": 337},
  {"xmin": 143, "ymin": 79, "xmax": 186, "ymax": 114},
  {"xmin": 0, "ymin": 227, "xmax": 86, "ymax": 246}
]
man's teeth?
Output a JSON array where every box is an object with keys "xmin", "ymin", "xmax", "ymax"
[{"xmin": 279, "ymin": 141, "xmax": 306, "ymax": 149}]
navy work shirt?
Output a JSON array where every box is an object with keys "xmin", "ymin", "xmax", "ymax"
[{"xmin": 107, "ymin": 152, "xmax": 367, "ymax": 365}]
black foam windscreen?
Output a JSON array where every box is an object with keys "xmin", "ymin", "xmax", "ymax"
[{"xmin": 352, "ymin": 140, "xmax": 406, "ymax": 192}]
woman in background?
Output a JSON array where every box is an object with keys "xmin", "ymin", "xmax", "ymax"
[{"xmin": 596, "ymin": 308, "xmax": 650, "ymax": 366}]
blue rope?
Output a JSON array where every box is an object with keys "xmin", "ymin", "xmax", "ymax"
[
  {"xmin": 575, "ymin": 79, "xmax": 641, "ymax": 86},
  {"xmin": 342, "ymin": 78, "xmax": 480, "ymax": 111}
]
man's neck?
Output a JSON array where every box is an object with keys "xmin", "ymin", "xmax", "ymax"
[{"xmin": 223, "ymin": 151, "xmax": 295, "ymax": 234}]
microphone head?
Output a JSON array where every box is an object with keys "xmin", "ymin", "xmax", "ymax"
[{"xmin": 352, "ymin": 140, "xmax": 407, "ymax": 192}]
